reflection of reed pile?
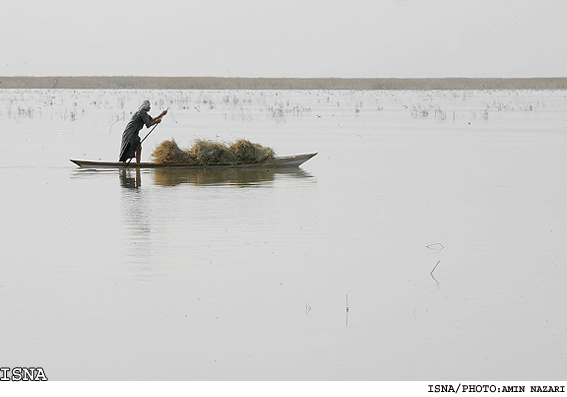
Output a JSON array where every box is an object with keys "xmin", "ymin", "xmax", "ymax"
[
  {"xmin": 153, "ymin": 167, "xmax": 313, "ymax": 187},
  {"xmin": 152, "ymin": 139, "xmax": 275, "ymax": 165},
  {"xmin": 153, "ymin": 168, "xmax": 277, "ymax": 186}
]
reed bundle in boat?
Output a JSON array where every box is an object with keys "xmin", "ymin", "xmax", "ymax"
[{"xmin": 152, "ymin": 139, "xmax": 275, "ymax": 165}]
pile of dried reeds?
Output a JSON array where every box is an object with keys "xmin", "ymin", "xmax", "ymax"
[
  {"xmin": 188, "ymin": 139, "xmax": 236, "ymax": 165},
  {"xmin": 229, "ymin": 139, "xmax": 275, "ymax": 164},
  {"xmin": 151, "ymin": 139, "xmax": 195, "ymax": 164},
  {"xmin": 152, "ymin": 138, "xmax": 276, "ymax": 165}
]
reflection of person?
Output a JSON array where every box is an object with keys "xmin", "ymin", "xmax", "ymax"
[
  {"xmin": 119, "ymin": 100, "xmax": 167, "ymax": 163},
  {"xmin": 119, "ymin": 168, "xmax": 142, "ymax": 189}
]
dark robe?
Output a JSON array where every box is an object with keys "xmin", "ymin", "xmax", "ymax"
[{"xmin": 119, "ymin": 109, "xmax": 153, "ymax": 161}]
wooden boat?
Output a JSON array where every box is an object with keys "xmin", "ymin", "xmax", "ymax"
[{"xmin": 70, "ymin": 152, "xmax": 317, "ymax": 169}]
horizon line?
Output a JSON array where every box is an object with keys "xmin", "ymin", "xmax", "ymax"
[{"xmin": 2, "ymin": 75, "xmax": 567, "ymax": 79}]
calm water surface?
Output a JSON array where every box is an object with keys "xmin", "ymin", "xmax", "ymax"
[{"xmin": 1, "ymin": 89, "xmax": 566, "ymax": 380}]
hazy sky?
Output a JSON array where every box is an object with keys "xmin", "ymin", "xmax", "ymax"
[{"xmin": 1, "ymin": 0, "xmax": 565, "ymax": 78}]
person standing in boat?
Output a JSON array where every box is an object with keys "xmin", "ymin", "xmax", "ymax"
[{"xmin": 119, "ymin": 100, "xmax": 167, "ymax": 163}]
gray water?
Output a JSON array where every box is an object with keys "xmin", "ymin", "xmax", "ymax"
[{"xmin": 1, "ymin": 89, "xmax": 566, "ymax": 380}]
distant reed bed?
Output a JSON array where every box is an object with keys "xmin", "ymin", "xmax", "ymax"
[{"xmin": 2, "ymin": 76, "xmax": 567, "ymax": 90}]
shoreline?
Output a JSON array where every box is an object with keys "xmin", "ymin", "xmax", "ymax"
[{"xmin": 1, "ymin": 76, "xmax": 567, "ymax": 90}]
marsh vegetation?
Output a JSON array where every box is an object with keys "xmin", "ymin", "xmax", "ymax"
[{"xmin": 1, "ymin": 87, "xmax": 562, "ymax": 127}]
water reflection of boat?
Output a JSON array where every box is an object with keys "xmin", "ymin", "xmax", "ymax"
[
  {"xmin": 72, "ymin": 165, "xmax": 313, "ymax": 188},
  {"xmin": 70, "ymin": 153, "xmax": 317, "ymax": 169},
  {"xmin": 153, "ymin": 167, "xmax": 313, "ymax": 187}
]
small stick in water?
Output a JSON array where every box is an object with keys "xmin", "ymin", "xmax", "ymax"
[
  {"xmin": 430, "ymin": 260, "xmax": 441, "ymax": 275},
  {"xmin": 345, "ymin": 295, "xmax": 349, "ymax": 328}
]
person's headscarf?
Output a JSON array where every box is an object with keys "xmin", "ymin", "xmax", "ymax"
[{"xmin": 139, "ymin": 100, "xmax": 151, "ymax": 111}]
